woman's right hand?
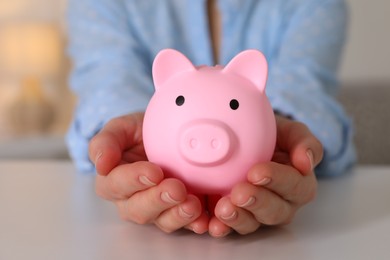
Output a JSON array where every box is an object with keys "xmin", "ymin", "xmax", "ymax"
[{"xmin": 89, "ymin": 113, "xmax": 207, "ymax": 234}]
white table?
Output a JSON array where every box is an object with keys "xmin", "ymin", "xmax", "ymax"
[{"xmin": 1, "ymin": 161, "xmax": 389, "ymax": 260}]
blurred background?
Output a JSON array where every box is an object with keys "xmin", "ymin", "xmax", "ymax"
[
  {"xmin": 0, "ymin": 0, "xmax": 389, "ymax": 164},
  {"xmin": 0, "ymin": 0, "xmax": 71, "ymax": 159}
]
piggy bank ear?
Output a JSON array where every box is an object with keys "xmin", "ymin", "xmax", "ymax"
[
  {"xmin": 152, "ymin": 49, "xmax": 195, "ymax": 90},
  {"xmin": 223, "ymin": 50, "xmax": 268, "ymax": 93}
]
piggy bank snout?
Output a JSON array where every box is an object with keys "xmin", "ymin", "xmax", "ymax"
[{"xmin": 179, "ymin": 120, "xmax": 234, "ymax": 166}]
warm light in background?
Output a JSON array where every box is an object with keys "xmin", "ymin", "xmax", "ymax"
[
  {"xmin": 0, "ymin": 0, "xmax": 71, "ymax": 140},
  {"xmin": 0, "ymin": 23, "xmax": 62, "ymax": 78},
  {"xmin": 0, "ymin": 22, "xmax": 65, "ymax": 136}
]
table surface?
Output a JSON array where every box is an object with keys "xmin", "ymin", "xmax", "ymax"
[{"xmin": 1, "ymin": 161, "xmax": 389, "ymax": 260}]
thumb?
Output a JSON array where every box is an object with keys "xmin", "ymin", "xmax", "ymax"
[{"xmin": 89, "ymin": 113, "xmax": 145, "ymax": 175}]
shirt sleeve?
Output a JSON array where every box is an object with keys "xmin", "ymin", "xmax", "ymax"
[
  {"xmin": 66, "ymin": 0, "xmax": 153, "ymax": 172},
  {"xmin": 266, "ymin": 0, "xmax": 356, "ymax": 176}
]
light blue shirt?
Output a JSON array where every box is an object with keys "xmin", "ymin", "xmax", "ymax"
[{"xmin": 66, "ymin": 0, "xmax": 356, "ymax": 176}]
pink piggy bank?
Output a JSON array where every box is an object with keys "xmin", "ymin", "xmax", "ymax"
[{"xmin": 143, "ymin": 49, "xmax": 276, "ymax": 195}]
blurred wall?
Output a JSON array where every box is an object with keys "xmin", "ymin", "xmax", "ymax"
[
  {"xmin": 341, "ymin": 0, "xmax": 390, "ymax": 84},
  {"xmin": 0, "ymin": 0, "xmax": 66, "ymax": 23}
]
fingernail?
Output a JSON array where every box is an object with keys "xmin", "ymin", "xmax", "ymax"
[
  {"xmin": 306, "ymin": 149, "xmax": 314, "ymax": 170},
  {"xmin": 161, "ymin": 192, "xmax": 180, "ymax": 204},
  {"xmin": 179, "ymin": 207, "xmax": 194, "ymax": 219},
  {"xmin": 190, "ymin": 224, "xmax": 207, "ymax": 235},
  {"xmin": 139, "ymin": 176, "xmax": 157, "ymax": 187},
  {"xmin": 253, "ymin": 177, "xmax": 271, "ymax": 186},
  {"xmin": 186, "ymin": 224, "xmax": 201, "ymax": 234},
  {"xmin": 95, "ymin": 151, "xmax": 103, "ymax": 165},
  {"xmin": 237, "ymin": 196, "xmax": 255, "ymax": 208},
  {"xmin": 220, "ymin": 210, "xmax": 238, "ymax": 221}
]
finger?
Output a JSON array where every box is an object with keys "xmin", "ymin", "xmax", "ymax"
[
  {"xmin": 275, "ymin": 116, "xmax": 323, "ymax": 175},
  {"xmin": 154, "ymin": 194, "xmax": 202, "ymax": 233},
  {"xmin": 208, "ymin": 216, "xmax": 233, "ymax": 238},
  {"xmin": 214, "ymin": 196, "xmax": 261, "ymax": 235},
  {"xmin": 247, "ymin": 162, "xmax": 317, "ymax": 205},
  {"xmin": 185, "ymin": 210, "xmax": 210, "ymax": 235},
  {"xmin": 95, "ymin": 161, "xmax": 164, "ymax": 200},
  {"xmin": 230, "ymin": 182, "xmax": 293, "ymax": 226},
  {"xmin": 89, "ymin": 113, "xmax": 144, "ymax": 175},
  {"xmin": 116, "ymin": 178, "xmax": 187, "ymax": 225},
  {"xmin": 184, "ymin": 195, "xmax": 210, "ymax": 234}
]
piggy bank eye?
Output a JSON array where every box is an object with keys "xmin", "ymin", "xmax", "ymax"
[
  {"xmin": 176, "ymin": 95, "xmax": 185, "ymax": 106},
  {"xmin": 229, "ymin": 99, "xmax": 239, "ymax": 110}
]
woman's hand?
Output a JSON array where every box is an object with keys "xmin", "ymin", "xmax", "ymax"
[
  {"xmin": 208, "ymin": 115, "xmax": 323, "ymax": 237},
  {"xmin": 89, "ymin": 113, "xmax": 206, "ymax": 234}
]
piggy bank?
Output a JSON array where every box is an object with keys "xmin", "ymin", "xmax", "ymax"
[{"xmin": 143, "ymin": 49, "xmax": 276, "ymax": 195}]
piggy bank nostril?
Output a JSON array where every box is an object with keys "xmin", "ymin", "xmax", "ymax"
[
  {"xmin": 211, "ymin": 138, "xmax": 220, "ymax": 149},
  {"xmin": 190, "ymin": 138, "xmax": 198, "ymax": 149}
]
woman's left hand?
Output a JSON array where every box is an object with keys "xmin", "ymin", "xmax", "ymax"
[{"xmin": 207, "ymin": 115, "xmax": 323, "ymax": 237}]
